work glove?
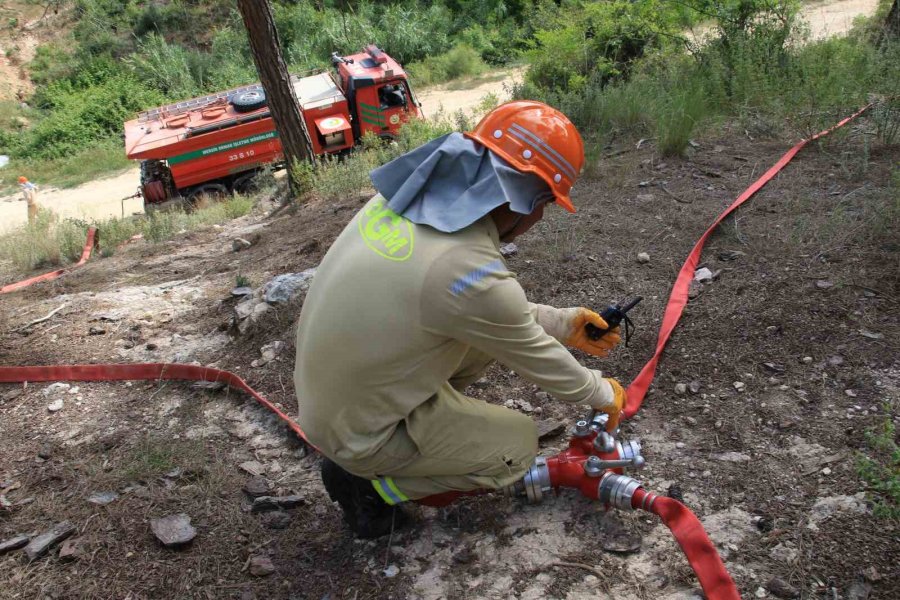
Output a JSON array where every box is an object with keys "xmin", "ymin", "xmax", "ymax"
[
  {"xmin": 532, "ymin": 305, "xmax": 622, "ymax": 357},
  {"xmin": 583, "ymin": 374, "xmax": 626, "ymax": 432}
]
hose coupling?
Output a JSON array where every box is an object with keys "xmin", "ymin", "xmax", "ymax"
[
  {"xmin": 597, "ymin": 472, "xmax": 643, "ymax": 511},
  {"xmin": 572, "ymin": 419, "xmax": 591, "ymax": 438},
  {"xmin": 504, "ymin": 456, "xmax": 552, "ymax": 503}
]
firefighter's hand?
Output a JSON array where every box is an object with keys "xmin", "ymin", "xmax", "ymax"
[
  {"xmin": 588, "ymin": 377, "xmax": 626, "ymax": 432},
  {"xmin": 533, "ymin": 305, "xmax": 621, "ymax": 357}
]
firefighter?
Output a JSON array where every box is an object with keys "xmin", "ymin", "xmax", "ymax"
[
  {"xmin": 294, "ymin": 101, "xmax": 625, "ymax": 538},
  {"xmin": 18, "ymin": 176, "xmax": 39, "ymax": 225}
]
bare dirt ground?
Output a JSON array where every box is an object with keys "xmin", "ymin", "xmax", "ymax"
[{"xmin": 1, "ymin": 106, "xmax": 897, "ymax": 599}]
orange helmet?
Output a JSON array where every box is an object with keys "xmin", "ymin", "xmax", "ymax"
[
  {"xmin": 465, "ymin": 100, "xmax": 584, "ymax": 213},
  {"xmin": 18, "ymin": 176, "xmax": 28, "ymax": 184}
]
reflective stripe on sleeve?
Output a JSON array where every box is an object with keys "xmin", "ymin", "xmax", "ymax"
[{"xmin": 372, "ymin": 477, "xmax": 409, "ymax": 505}]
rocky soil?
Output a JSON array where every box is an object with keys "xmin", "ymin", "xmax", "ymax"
[{"xmin": 1, "ymin": 111, "xmax": 898, "ymax": 599}]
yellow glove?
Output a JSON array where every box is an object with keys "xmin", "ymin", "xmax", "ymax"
[
  {"xmin": 598, "ymin": 377, "xmax": 626, "ymax": 433},
  {"xmin": 532, "ymin": 305, "xmax": 622, "ymax": 357}
]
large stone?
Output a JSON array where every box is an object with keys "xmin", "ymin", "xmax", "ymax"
[
  {"xmin": 24, "ymin": 521, "xmax": 76, "ymax": 561},
  {"xmin": 263, "ymin": 269, "xmax": 317, "ymax": 305},
  {"xmin": 536, "ymin": 420, "xmax": 564, "ymax": 440},
  {"xmin": 808, "ymin": 494, "xmax": 868, "ymax": 527},
  {"xmin": 0, "ymin": 535, "xmax": 29, "ymax": 555},
  {"xmin": 150, "ymin": 513, "xmax": 196, "ymax": 547}
]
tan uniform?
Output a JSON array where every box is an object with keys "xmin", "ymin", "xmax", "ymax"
[
  {"xmin": 21, "ymin": 183, "xmax": 38, "ymax": 224},
  {"xmin": 294, "ymin": 195, "xmax": 608, "ymax": 502}
]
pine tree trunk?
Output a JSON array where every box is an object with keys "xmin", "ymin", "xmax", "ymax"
[
  {"xmin": 886, "ymin": 0, "xmax": 899, "ymax": 39},
  {"xmin": 237, "ymin": 0, "xmax": 313, "ymax": 199}
]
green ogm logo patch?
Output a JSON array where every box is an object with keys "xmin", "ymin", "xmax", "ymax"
[{"xmin": 358, "ymin": 198, "xmax": 414, "ymax": 261}]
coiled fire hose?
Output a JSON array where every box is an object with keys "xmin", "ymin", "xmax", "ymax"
[{"xmin": 0, "ymin": 106, "xmax": 872, "ymax": 598}]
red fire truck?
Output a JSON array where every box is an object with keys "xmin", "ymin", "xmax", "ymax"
[{"xmin": 124, "ymin": 45, "xmax": 421, "ymax": 208}]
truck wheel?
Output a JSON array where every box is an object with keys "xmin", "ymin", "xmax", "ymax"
[
  {"xmin": 187, "ymin": 183, "xmax": 230, "ymax": 209},
  {"xmin": 233, "ymin": 172, "xmax": 260, "ymax": 194},
  {"xmin": 230, "ymin": 89, "xmax": 267, "ymax": 113}
]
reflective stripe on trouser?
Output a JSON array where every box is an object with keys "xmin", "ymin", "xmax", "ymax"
[
  {"xmin": 340, "ymin": 380, "xmax": 538, "ymax": 502},
  {"xmin": 372, "ymin": 477, "xmax": 410, "ymax": 505}
]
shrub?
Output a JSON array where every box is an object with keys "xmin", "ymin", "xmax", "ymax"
[{"xmin": 406, "ymin": 44, "xmax": 487, "ymax": 87}]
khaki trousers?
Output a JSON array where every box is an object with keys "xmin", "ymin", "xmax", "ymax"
[{"xmin": 338, "ymin": 348, "xmax": 538, "ymax": 502}]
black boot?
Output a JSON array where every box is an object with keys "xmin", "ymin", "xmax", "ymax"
[{"xmin": 320, "ymin": 457, "xmax": 404, "ymax": 538}]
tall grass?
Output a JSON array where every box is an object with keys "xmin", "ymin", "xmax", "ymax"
[{"xmin": 0, "ymin": 196, "xmax": 256, "ymax": 274}]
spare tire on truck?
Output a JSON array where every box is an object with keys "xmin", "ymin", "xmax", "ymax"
[{"xmin": 230, "ymin": 89, "xmax": 267, "ymax": 113}]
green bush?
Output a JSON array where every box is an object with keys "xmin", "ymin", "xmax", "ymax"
[
  {"xmin": 406, "ymin": 44, "xmax": 487, "ymax": 87},
  {"xmin": 857, "ymin": 411, "xmax": 900, "ymax": 519}
]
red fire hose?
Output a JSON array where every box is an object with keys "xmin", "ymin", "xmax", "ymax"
[
  {"xmin": 0, "ymin": 227, "xmax": 99, "ymax": 295},
  {"xmin": 0, "ymin": 106, "xmax": 873, "ymax": 598},
  {"xmin": 624, "ymin": 103, "xmax": 872, "ymax": 415}
]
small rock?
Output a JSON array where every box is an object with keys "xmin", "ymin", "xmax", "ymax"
[
  {"xmin": 844, "ymin": 389, "xmax": 857, "ymax": 398},
  {"xmin": 252, "ymin": 341, "xmax": 286, "ymax": 368},
  {"xmin": 675, "ymin": 442, "xmax": 686, "ymax": 449},
  {"xmin": 231, "ymin": 286, "xmax": 253, "ymax": 297},
  {"xmin": 251, "ymin": 495, "xmax": 305, "ymax": 513},
  {"xmin": 42, "ymin": 382, "xmax": 70, "ymax": 397},
  {"xmin": 862, "ymin": 566, "xmax": 881, "ymax": 582},
  {"xmin": 260, "ymin": 511, "xmax": 292, "ymax": 530},
  {"xmin": 766, "ymin": 578, "xmax": 799, "ymax": 599},
  {"xmin": 858, "ymin": 329, "xmax": 884, "ymax": 340},
  {"xmin": 821, "ymin": 467, "xmax": 832, "ymax": 476},
  {"xmin": 684, "ymin": 416, "xmax": 697, "ymax": 426},
  {"xmin": 675, "ymin": 383, "xmax": 687, "ymax": 395},
  {"xmin": 500, "ymin": 243, "xmax": 518, "ymax": 257},
  {"xmin": 694, "ymin": 267, "xmax": 714, "ymax": 283},
  {"xmin": 232, "ymin": 238, "xmax": 252, "ymax": 252},
  {"xmin": 688, "ymin": 280, "xmax": 703, "ymax": 299},
  {"xmin": 87, "ymin": 491, "xmax": 119, "ymax": 506},
  {"xmin": 815, "ymin": 280, "xmax": 833, "ymax": 290},
  {"xmin": 146, "ymin": 343, "xmax": 158, "ymax": 351},
  {"xmin": 801, "ymin": 356, "xmax": 813, "ymax": 364},
  {"xmin": 755, "ymin": 587, "xmax": 768, "ymax": 598},
  {"xmin": 249, "ymin": 555, "xmax": 276, "ymax": 576},
  {"xmin": 636, "ymin": 252, "xmax": 650, "ymax": 264},
  {"xmin": 713, "ymin": 452, "xmax": 751, "ymax": 463},
  {"xmin": 769, "ymin": 543, "xmax": 798, "ymax": 564},
  {"xmin": 88, "ymin": 326, "xmax": 106, "ymax": 336},
  {"xmin": 827, "ymin": 355, "xmax": 844, "ymax": 366},
  {"xmin": 59, "ymin": 538, "xmax": 85, "ymax": 562},
  {"xmin": 150, "ymin": 513, "xmax": 196, "ymax": 548},
  {"xmin": 383, "ymin": 564, "xmax": 400, "ymax": 578},
  {"xmin": 47, "ymin": 399, "xmax": 64, "ymax": 413},
  {"xmin": 243, "ymin": 476, "xmax": 271, "ymax": 498},
  {"xmin": 37, "ymin": 443, "xmax": 53, "ymax": 460},
  {"xmin": 688, "ymin": 380, "xmax": 701, "ymax": 394},
  {"xmin": 733, "ymin": 381, "xmax": 745, "ymax": 392},
  {"xmin": 24, "ymin": 521, "xmax": 76, "ymax": 561},
  {"xmin": 239, "ymin": 460, "xmax": 266, "ymax": 477},
  {"xmin": 0, "ymin": 535, "xmax": 30, "ymax": 555}
]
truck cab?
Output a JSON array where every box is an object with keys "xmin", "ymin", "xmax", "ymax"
[{"xmin": 332, "ymin": 45, "xmax": 422, "ymax": 142}]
